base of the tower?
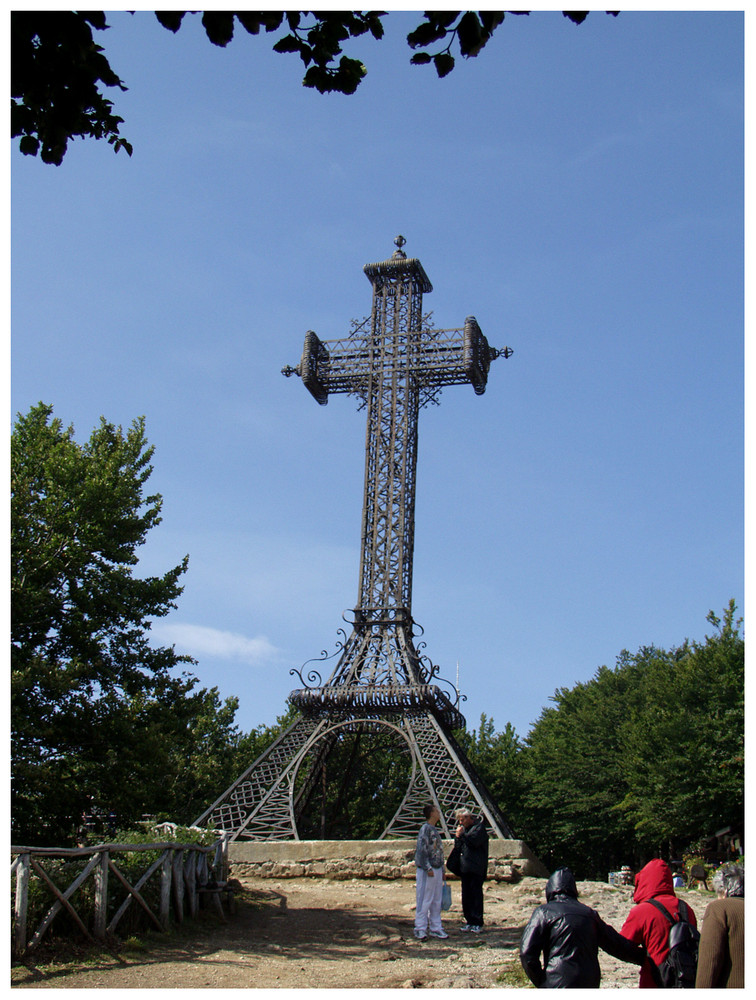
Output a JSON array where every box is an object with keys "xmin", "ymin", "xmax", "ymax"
[{"xmin": 227, "ymin": 838, "xmax": 548, "ymax": 881}]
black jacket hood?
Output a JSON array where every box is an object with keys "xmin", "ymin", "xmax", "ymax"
[{"xmin": 545, "ymin": 867, "xmax": 579, "ymax": 901}]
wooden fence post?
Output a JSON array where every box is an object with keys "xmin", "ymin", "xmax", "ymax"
[
  {"xmin": 216, "ymin": 832, "xmax": 230, "ymax": 881},
  {"xmin": 13, "ymin": 853, "xmax": 30, "ymax": 957},
  {"xmin": 197, "ymin": 849, "xmax": 208, "ymax": 889},
  {"xmin": 184, "ymin": 849, "xmax": 197, "ymax": 918},
  {"xmin": 171, "ymin": 849, "xmax": 184, "ymax": 923},
  {"xmin": 160, "ymin": 849, "xmax": 172, "ymax": 928},
  {"xmin": 93, "ymin": 850, "xmax": 109, "ymax": 940}
]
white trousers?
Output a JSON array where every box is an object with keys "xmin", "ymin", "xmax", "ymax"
[{"xmin": 414, "ymin": 867, "xmax": 444, "ymax": 934}]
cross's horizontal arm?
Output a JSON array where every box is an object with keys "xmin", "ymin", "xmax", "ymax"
[{"xmin": 282, "ymin": 317, "xmax": 511, "ymax": 404}]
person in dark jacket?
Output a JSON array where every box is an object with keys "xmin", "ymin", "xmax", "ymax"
[
  {"xmin": 621, "ymin": 858, "xmax": 698, "ymax": 988},
  {"xmin": 454, "ymin": 809, "xmax": 489, "ymax": 932},
  {"xmin": 520, "ymin": 867, "xmax": 647, "ymax": 988}
]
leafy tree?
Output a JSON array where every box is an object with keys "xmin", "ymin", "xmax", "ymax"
[
  {"xmin": 454, "ymin": 713, "xmax": 526, "ymax": 831},
  {"xmin": 516, "ymin": 660, "xmax": 644, "ymax": 877},
  {"xmin": 234, "ymin": 703, "xmax": 300, "ymax": 767},
  {"xmin": 514, "ymin": 604, "xmax": 744, "ymax": 878},
  {"xmin": 11, "ymin": 11, "xmax": 617, "ymax": 164},
  {"xmin": 293, "ymin": 723, "xmax": 415, "ymax": 839},
  {"xmin": 11, "ymin": 402, "xmax": 193, "ymax": 842},
  {"xmin": 169, "ymin": 687, "xmax": 249, "ymax": 824},
  {"xmin": 617, "ymin": 602, "xmax": 744, "ymax": 856},
  {"xmin": 11, "ymin": 403, "xmax": 187, "ymax": 665},
  {"xmin": 88, "ymin": 682, "xmax": 249, "ymax": 831}
]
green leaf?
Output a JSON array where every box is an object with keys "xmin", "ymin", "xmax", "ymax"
[
  {"xmin": 480, "ymin": 12, "xmax": 507, "ymax": 35},
  {"xmin": 154, "ymin": 12, "xmax": 186, "ymax": 33},
  {"xmin": 237, "ymin": 11, "xmax": 284, "ymax": 35},
  {"xmin": 19, "ymin": 134, "xmax": 39, "ymax": 157},
  {"xmin": 457, "ymin": 12, "xmax": 483, "ymax": 58},
  {"xmin": 201, "ymin": 11, "xmax": 235, "ymax": 47},
  {"xmin": 563, "ymin": 12, "xmax": 590, "ymax": 25},
  {"xmin": 337, "ymin": 56, "xmax": 367, "ymax": 88},
  {"xmin": 272, "ymin": 34, "xmax": 303, "ymax": 55},
  {"xmin": 434, "ymin": 52, "xmax": 455, "ymax": 78},
  {"xmin": 407, "ymin": 19, "xmax": 452, "ymax": 50},
  {"xmin": 303, "ymin": 65, "xmax": 330, "ymax": 93},
  {"xmin": 41, "ymin": 142, "xmax": 66, "ymax": 166},
  {"xmin": 235, "ymin": 13, "xmax": 261, "ymax": 35},
  {"xmin": 113, "ymin": 137, "xmax": 133, "ymax": 157},
  {"xmin": 367, "ymin": 14, "xmax": 385, "ymax": 40}
]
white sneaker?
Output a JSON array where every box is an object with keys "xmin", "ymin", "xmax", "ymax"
[
  {"xmin": 414, "ymin": 930, "xmax": 427, "ymax": 940},
  {"xmin": 470, "ymin": 925, "xmax": 482, "ymax": 933},
  {"xmin": 429, "ymin": 930, "xmax": 449, "ymax": 939},
  {"xmin": 460, "ymin": 923, "xmax": 472, "ymax": 932}
]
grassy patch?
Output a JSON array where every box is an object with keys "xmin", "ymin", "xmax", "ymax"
[
  {"xmin": 121, "ymin": 936, "xmax": 148, "ymax": 952},
  {"xmin": 495, "ymin": 958, "xmax": 533, "ymax": 988}
]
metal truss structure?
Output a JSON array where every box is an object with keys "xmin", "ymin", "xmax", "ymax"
[{"xmin": 195, "ymin": 238, "xmax": 514, "ymax": 841}]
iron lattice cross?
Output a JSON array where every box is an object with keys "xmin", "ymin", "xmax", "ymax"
[{"xmin": 197, "ymin": 239, "xmax": 515, "ymax": 841}]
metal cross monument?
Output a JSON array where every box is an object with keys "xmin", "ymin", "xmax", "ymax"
[{"xmin": 197, "ymin": 238, "xmax": 515, "ymax": 841}]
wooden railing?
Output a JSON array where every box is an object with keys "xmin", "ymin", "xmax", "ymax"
[{"xmin": 11, "ymin": 835, "xmax": 230, "ymax": 958}]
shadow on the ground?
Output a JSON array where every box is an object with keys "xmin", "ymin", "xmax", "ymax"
[{"xmin": 11, "ymin": 886, "xmax": 529, "ymax": 988}]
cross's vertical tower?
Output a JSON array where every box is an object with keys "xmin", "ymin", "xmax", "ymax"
[{"xmin": 196, "ymin": 239, "xmax": 515, "ymax": 841}]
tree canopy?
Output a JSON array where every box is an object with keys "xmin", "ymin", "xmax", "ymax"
[
  {"xmin": 11, "ymin": 403, "xmax": 240, "ymax": 843},
  {"xmin": 11, "ymin": 11, "xmax": 617, "ymax": 165},
  {"xmin": 472, "ymin": 602, "xmax": 744, "ymax": 877},
  {"xmin": 616, "ymin": 607, "xmax": 744, "ymax": 851}
]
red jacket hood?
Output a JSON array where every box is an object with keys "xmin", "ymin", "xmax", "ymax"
[{"xmin": 633, "ymin": 858, "xmax": 675, "ymax": 903}]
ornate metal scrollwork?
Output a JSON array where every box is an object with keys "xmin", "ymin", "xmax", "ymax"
[
  {"xmin": 287, "ymin": 619, "xmax": 467, "ymax": 730},
  {"xmin": 288, "ymin": 628, "xmax": 348, "ymax": 689},
  {"xmin": 288, "ymin": 665, "xmax": 324, "ymax": 689},
  {"xmin": 414, "ymin": 642, "xmax": 467, "ymax": 712}
]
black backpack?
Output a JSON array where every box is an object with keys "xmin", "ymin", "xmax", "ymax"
[{"xmin": 647, "ymin": 898, "xmax": 700, "ymax": 988}]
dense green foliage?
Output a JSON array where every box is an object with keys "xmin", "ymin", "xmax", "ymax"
[
  {"xmin": 617, "ymin": 607, "xmax": 744, "ymax": 850},
  {"xmin": 11, "ymin": 404, "xmax": 245, "ymax": 844},
  {"xmin": 454, "ymin": 714, "xmax": 526, "ymax": 827},
  {"xmin": 514, "ymin": 659, "xmax": 644, "ymax": 876},
  {"xmin": 294, "ymin": 722, "xmax": 414, "ymax": 839},
  {"xmin": 11, "ymin": 11, "xmax": 615, "ymax": 164},
  {"xmin": 463, "ymin": 603, "xmax": 744, "ymax": 878}
]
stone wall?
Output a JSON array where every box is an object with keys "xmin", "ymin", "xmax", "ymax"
[{"xmin": 228, "ymin": 839, "xmax": 548, "ymax": 881}]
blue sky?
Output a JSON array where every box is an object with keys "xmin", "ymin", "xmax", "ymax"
[{"xmin": 11, "ymin": 10, "xmax": 744, "ymax": 742}]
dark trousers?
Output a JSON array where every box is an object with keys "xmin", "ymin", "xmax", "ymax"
[{"xmin": 460, "ymin": 873, "xmax": 485, "ymax": 926}]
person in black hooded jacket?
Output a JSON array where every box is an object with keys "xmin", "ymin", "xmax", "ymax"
[
  {"xmin": 454, "ymin": 809, "xmax": 489, "ymax": 931},
  {"xmin": 520, "ymin": 867, "xmax": 647, "ymax": 988}
]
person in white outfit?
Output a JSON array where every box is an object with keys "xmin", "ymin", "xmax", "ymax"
[{"xmin": 414, "ymin": 803, "xmax": 448, "ymax": 940}]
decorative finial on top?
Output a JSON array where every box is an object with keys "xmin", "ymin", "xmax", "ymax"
[{"xmin": 392, "ymin": 234, "xmax": 407, "ymax": 259}]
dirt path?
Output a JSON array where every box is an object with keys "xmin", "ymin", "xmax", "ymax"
[{"xmin": 11, "ymin": 876, "xmax": 711, "ymax": 989}]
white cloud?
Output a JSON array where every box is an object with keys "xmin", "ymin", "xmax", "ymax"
[{"xmin": 153, "ymin": 623, "xmax": 280, "ymax": 665}]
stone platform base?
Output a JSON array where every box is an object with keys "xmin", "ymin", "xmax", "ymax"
[{"xmin": 228, "ymin": 839, "xmax": 548, "ymax": 881}]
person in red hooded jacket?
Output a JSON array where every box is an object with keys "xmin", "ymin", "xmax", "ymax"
[{"xmin": 621, "ymin": 858, "xmax": 698, "ymax": 988}]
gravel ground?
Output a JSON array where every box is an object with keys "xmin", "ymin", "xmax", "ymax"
[{"xmin": 11, "ymin": 874, "xmax": 712, "ymax": 990}]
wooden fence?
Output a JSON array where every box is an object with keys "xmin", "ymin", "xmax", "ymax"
[{"xmin": 11, "ymin": 836, "xmax": 230, "ymax": 958}]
